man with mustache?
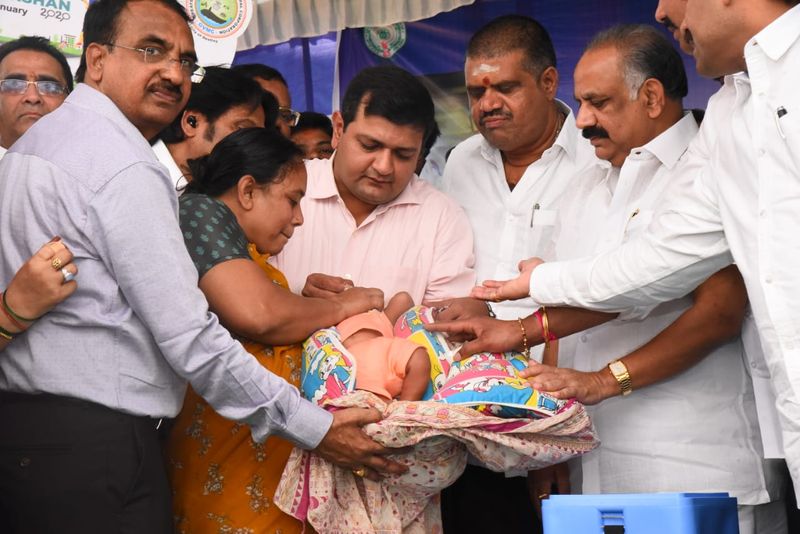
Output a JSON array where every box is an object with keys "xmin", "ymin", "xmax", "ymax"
[
  {"xmin": 435, "ymin": 15, "xmax": 596, "ymax": 533},
  {"xmin": 0, "ymin": 36, "xmax": 72, "ymax": 156},
  {"xmin": 154, "ymin": 66, "xmax": 273, "ymax": 191},
  {"xmin": 542, "ymin": 25, "xmax": 783, "ymax": 532},
  {"xmin": 655, "ymin": 0, "xmax": 694, "ymax": 54},
  {"xmin": 271, "ymin": 65, "xmax": 475, "ymax": 307},
  {"xmin": 450, "ymin": 0, "xmax": 800, "ymax": 516},
  {"xmin": 0, "ymin": 1, "xmax": 407, "ymax": 532}
]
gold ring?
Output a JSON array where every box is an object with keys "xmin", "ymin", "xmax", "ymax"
[
  {"xmin": 352, "ymin": 467, "xmax": 366, "ymax": 478},
  {"xmin": 51, "ymin": 257, "xmax": 63, "ymax": 270},
  {"xmin": 538, "ymin": 493, "xmax": 549, "ymax": 500}
]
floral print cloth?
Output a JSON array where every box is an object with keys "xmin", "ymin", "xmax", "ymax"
[{"xmin": 274, "ymin": 391, "xmax": 598, "ymax": 534}]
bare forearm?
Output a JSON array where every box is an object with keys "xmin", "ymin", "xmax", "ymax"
[
  {"xmin": 223, "ymin": 290, "xmax": 349, "ymax": 346},
  {"xmin": 522, "ymin": 307, "xmax": 617, "ymax": 347}
]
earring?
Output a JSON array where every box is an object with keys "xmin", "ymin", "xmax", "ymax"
[{"xmin": 187, "ymin": 116, "xmax": 197, "ymax": 127}]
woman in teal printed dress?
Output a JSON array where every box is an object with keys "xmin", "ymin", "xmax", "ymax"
[{"xmin": 166, "ymin": 127, "xmax": 383, "ymax": 533}]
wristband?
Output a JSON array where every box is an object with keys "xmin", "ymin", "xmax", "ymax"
[
  {"xmin": 534, "ymin": 307, "xmax": 558, "ymax": 344},
  {"xmin": 2, "ymin": 290, "xmax": 39, "ymax": 323},
  {"xmin": 0, "ymin": 294, "xmax": 27, "ymax": 331}
]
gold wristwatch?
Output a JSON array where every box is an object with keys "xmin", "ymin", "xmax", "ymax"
[{"xmin": 608, "ymin": 360, "xmax": 632, "ymax": 396}]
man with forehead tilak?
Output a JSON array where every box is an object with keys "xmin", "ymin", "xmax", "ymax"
[
  {"xmin": 0, "ymin": 1, "xmax": 405, "ymax": 532},
  {"xmin": 436, "ymin": 15, "xmax": 598, "ymax": 533}
]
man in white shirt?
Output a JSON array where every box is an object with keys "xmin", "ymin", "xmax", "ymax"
[
  {"xmin": 154, "ymin": 66, "xmax": 271, "ymax": 190},
  {"xmin": 460, "ymin": 0, "xmax": 800, "ymax": 504},
  {"xmin": 436, "ymin": 15, "xmax": 597, "ymax": 533},
  {"xmin": 439, "ymin": 15, "xmax": 596, "ymax": 326},
  {"xmin": 546, "ymin": 25, "xmax": 782, "ymax": 532}
]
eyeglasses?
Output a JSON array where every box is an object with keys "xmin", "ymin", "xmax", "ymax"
[
  {"xmin": 278, "ymin": 106, "xmax": 301, "ymax": 127},
  {"xmin": 103, "ymin": 43, "xmax": 206, "ymax": 83},
  {"xmin": 0, "ymin": 79, "xmax": 68, "ymax": 96}
]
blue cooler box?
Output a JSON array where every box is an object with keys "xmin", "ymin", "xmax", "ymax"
[{"xmin": 542, "ymin": 492, "xmax": 739, "ymax": 534}]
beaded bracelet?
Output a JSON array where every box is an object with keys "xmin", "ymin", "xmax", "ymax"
[
  {"xmin": 2, "ymin": 290, "xmax": 38, "ymax": 323},
  {"xmin": 517, "ymin": 318, "xmax": 530, "ymax": 359}
]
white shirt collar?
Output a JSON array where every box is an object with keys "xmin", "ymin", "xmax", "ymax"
[
  {"xmin": 636, "ymin": 111, "xmax": 700, "ymax": 170},
  {"xmin": 479, "ymin": 99, "xmax": 579, "ymax": 163},
  {"xmin": 748, "ymin": 3, "xmax": 800, "ymax": 62},
  {"xmin": 151, "ymin": 139, "xmax": 188, "ymax": 192}
]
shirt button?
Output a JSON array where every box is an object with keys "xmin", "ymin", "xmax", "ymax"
[
  {"xmin": 19, "ymin": 457, "xmax": 31, "ymax": 468},
  {"xmin": 759, "ymin": 149, "xmax": 766, "ymax": 157},
  {"xmin": 760, "ymin": 210, "xmax": 767, "ymax": 218},
  {"xmin": 751, "ymin": 360, "xmax": 758, "ymax": 369},
  {"xmin": 765, "ymin": 276, "xmax": 773, "ymax": 284},
  {"xmin": 580, "ymin": 335, "xmax": 588, "ymax": 342}
]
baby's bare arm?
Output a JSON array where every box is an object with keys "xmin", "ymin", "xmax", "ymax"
[
  {"xmin": 398, "ymin": 348, "xmax": 431, "ymax": 401},
  {"xmin": 385, "ymin": 292, "xmax": 414, "ymax": 324}
]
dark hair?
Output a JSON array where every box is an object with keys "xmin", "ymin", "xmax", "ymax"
[
  {"xmin": 160, "ymin": 66, "xmax": 269, "ymax": 143},
  {"xmin": 185, "ymin": 127, "xmax": 303, "ymax": 197},
  {"xmin": 292, "ymin": 111, "xmax": 333, "ymax": 138},
  {"xmin": 586, "ymin": 24, "xmax": 688, "ymax": 101},
  {"xmin": 75, "ymin": 0, "xmax": 190, "ymax": 83},
  {"xmin": 232, "ymin": 63, "xmax": 288, "ymax": 86},
  {"xmin": 466, "ymin": 15, "xmax": 557, "ymax": 77},
  {"xmin": 0, "ymin": 36, "xmax": 74, "ymax": 92},
  {"xmin": 340, "ymin": 65, "xmax": 435, "ymax": 149}
]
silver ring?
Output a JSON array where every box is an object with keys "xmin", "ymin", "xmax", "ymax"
[{"xmin": 61, "ymin": 267, "xmax": 75, "ymax": 283}]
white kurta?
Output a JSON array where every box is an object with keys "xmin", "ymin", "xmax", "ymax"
[
  {"xmin": 551, "ymin": 113, "xmax": 777, "ymax": 504},
  {"xmin": 529, "ymin": 5, "xmax": 800, "ymax": 496},
  {"xmin": 440, "ymin": 101, "xmax": 598, "ymax": 325}
]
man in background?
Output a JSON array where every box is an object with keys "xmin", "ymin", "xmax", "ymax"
[
  {"xmin": 0, "ymin": 36, "xmax": 73, "ymax": 155},
  {"xmin": 234, "ymin": 63, "xmax": 298, "ymax": 137}
]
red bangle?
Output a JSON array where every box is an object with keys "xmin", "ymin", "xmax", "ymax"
[
  {"xmin": 0, "ymin": 292, "xmax": 27, "ymax": 332},
  {"xmin": 533, "ymin": 307, "xmax": 558, "ymax": 343}
]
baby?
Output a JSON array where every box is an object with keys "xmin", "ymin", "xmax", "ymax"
[{"xmin": 335, "ymin": 292, "xmax": 431, "ymax": 401}]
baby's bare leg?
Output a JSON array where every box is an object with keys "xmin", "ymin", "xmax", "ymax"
[
  {"xmin": 384, "ymin": 291, "xmax": 414, "ymax": 324},
  {"xmin": 398, "ymin": 347, "xmax": 431, "ymax": 401}
]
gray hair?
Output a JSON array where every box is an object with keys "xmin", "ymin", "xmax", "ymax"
[{"xmin": 585, "ymin": 24, "xmax": 688, "ymax": 101}]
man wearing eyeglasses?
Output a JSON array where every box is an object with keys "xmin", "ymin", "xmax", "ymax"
[
  {"xmin": 0, "ymin": 1, "xmax": 406, "ymax": 532},
  {"xmin": 0, "ymin": 36, "xmax": 72, "ymax": 155},
  {"xmin": 234, "ymin": 63, "xmax": 299, "ymax": 137}
]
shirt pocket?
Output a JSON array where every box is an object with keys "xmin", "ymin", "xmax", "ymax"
[
  {"xmin": 623, "ymin": 209, "xmax": 654, "ymax": 240},
  {"xmin": 527, "ymin": 208, "xmax": 558, "ymax": 258}
]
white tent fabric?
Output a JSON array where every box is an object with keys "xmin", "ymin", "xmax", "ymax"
[{"xmin": 238, "ymin": 0, "xmax": 475, "ymax": 49}]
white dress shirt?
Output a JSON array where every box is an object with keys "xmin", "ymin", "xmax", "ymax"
[
  {"xmin": 552, "ymin": 113, "xmax": 776, "ymax": 504},
  {"xmin": 529, "ymin": 5, "xmax": 800, "ymax": 495},
  {"xmin": 441, "ymin": 101, "xmax": 598, "ymax": 324}
]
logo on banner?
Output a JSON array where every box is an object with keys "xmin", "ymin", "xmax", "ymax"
[
  {"xmin": 364, "ymin": 23, "xmax": 407, "ymax": 59},
  {"xmin": 184, "ymin": 0, "xmax": 252, "ymax": 41}
]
